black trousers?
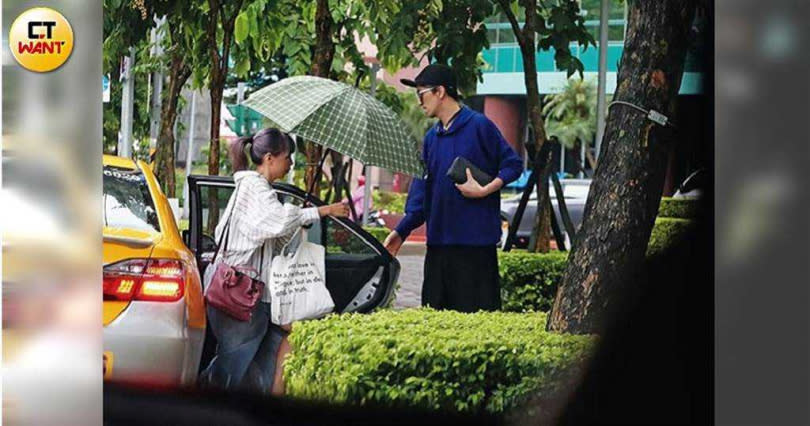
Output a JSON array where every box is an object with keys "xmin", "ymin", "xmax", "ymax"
[{"xmin": 422, "ymin": 245, "xmax": 501, "ymax": 312}]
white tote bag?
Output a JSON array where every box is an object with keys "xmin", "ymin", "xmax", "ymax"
[{"xmin": 269, "ymin": 230, "xmax": 334, "ymax": 326}]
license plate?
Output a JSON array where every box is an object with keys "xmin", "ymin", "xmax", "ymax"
[{"xmin": 103, "ymin": 351, "xmax": 114, "ymax": 380}]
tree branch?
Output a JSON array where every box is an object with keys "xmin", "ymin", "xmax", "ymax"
[
  {"xmin": 223, "ymin": 0, "xmax": 244, "ymax": 30},
  {"xmin": 495, "ymin": 0, "xmax": 525, "ymax": 47},
  {"xmin": 207, "ymin": 0, "xmax": 220, "ymax": 67}
]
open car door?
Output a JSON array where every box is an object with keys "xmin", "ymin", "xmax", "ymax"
[{"xmin": 186, "ymin": 175, "xmax": 400, "ymax": 315}]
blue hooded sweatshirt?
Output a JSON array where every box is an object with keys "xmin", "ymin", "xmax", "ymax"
[{"xmin": 395, "ymin": 106, "xmax": 523, "ymax": 246}]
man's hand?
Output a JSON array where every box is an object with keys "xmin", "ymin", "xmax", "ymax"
[
  {"xmin": 383, "ymin": 230, "xmax": 403, "ymax": 256},
  {"xmin": 456, "ymin": 168, "xmax": 486, "ymax": 198},
  {"xmin": 456, "ymin": 169, "xmax": 505, "ymax": 199}
]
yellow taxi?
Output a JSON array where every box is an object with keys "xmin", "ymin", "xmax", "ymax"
[{"xmin": 103, "ymin": 155, "xmax": 205, "ymax": 386}]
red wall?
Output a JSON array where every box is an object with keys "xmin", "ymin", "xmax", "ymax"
[{"xmin": 483, "ymin": 96, "xmax": 522, "ymax": 157}]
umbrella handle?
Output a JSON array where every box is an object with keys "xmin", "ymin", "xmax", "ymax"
[
  {"xmin": 354, "ymin": 69, "xmax": 365, "ymax": 88},
  {"xmin": 341, "ymin": 158, "xmax": 359, "ymax": 223}
]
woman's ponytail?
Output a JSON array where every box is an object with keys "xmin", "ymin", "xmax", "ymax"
[{"xmin": 229, "ymin": 135, "xmax": 253, "ymax": 171}]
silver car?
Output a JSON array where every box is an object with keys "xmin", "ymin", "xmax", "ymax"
[{"xmin": 500, "ymin": 179, "xmax": 591, "ymax": 249}]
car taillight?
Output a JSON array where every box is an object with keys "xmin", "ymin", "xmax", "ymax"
[{"xmin": 103, "ymin": 259, "xmax": 185, "ymax": 302}]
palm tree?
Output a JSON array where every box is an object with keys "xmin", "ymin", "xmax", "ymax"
[{"xmin": 542, "ymin": 77, "xmax": 599, "ymax": 172}]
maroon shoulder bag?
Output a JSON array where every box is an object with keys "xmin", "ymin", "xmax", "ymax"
[{"xmin": 204, "ymin": 182, "xmax": 265, "ymax": 322}]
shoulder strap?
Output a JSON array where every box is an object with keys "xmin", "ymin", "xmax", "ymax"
[
  {"xmin": 257, "ymin": 243, "xmax": 265, "ymax": 276},
  {"xmin": 280, "ymin": 228, "xmax": 303, "ymax": 256},
  {"xmin": 210, "ymin": 180, "xmax": 242, "ymax": 265}
]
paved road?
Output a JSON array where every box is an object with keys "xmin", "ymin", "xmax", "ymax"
[{"xmin": 392, "ymin": 243, "xmax": 425, "ymax": 310}]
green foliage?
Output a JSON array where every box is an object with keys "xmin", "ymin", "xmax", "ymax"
[
  {"xmin": 577, "ymin": 0, "xmax": 627, "ymax": 42},
  {"xmin": 500, "ymin": 212, "xmax": 696, "ymax": 311},
  {"xmin": 102, "ymin": 0, "xmax": 153, "ymax": 74},
  {"xmin": 647, "ymin": 217, "xmax": 693, "ymax": 257},
  {"xmin": 648, "ymin": 198, "xmax": 699, "ymax": 256},
  {"xmin": 658, "ymin": 197, "xmax": 700, "ymax": 220},
  {"xmin": 498, "ymin": 252, "xmax": 569, "ymax": 312},
  {"xmin": 357, "ymin": 81, "xmax": 434, "ymax": 141},
  {"xmin": 362, "ymin": 226, "xmax": 390, "ymax": 243},
  {"xmin": 227, "ymin": 0, "xmax": 295, "ymax": 82},
  {"xmin": 426, "ymin": 0, "xmax": 496, "ymax": 94},
  {"xmin": 326, "ymin": 226, "xmax": 388, "ymax": 260},
  {"xmin": 543, "ymin": 77, "xmax": 597, "ymax": 149},
  {"xmin": 375, "ymin": 0, "xmax": 495, "ymax": 95},
  {"xmin": 536, "ymin": 1, "xmax": 597, "ymax": 78},
  {"xmin": 102, "ymin": 38, "xmax": 154, "ymax": 155},
  {"xmin": 285, "ymin": 309, "xmax": 594, "ymax": 414},
  {"xmin": 372, "ymin": 191, "xmax": 407, "ymax": 214},
  {"xmin": 380, "ymin": 280, "xmax": 401, "ymax": 310},
  {"xmin": 200, "ymin": 139, "xmax": 233, "ymax": 176},
  {"xmin": 103, "ymin": 0, "xmax": 207, "ymax": 156},
  {"xmin": 488, "ymin": 1, "xmax": 598, "ymax": 80}
]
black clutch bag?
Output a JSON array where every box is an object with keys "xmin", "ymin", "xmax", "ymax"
[{"xmin": 446, "ymin": 156, "xmax": 494, "ymax": 186}]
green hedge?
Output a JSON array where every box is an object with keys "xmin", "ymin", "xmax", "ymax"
[
  {"xmin": 498, "ymin": 214, "xmax": 694, "ymax": 312},
  {"xmin": 647, "ymin": 217, "xmax": 694, "ymax": 257},
  {"xmin": 498, "ymin": 252, "xmax": 568, "ymax": 313},
  {"xmin": 373, "ymin": 191, "xmax": 407, "ymax": 214},
  {"xmin": 658, "ymin": 197, "xmax": 700, "ymax": 219},
  {"xmin": 285, "ymin": 309, "xmax": 594, "ymax": 414}
]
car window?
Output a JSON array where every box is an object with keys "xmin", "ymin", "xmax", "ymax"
[
  {"xmin": 323, "ymin": 217, "xmax": 376, "ymax": 255},
  {"xmin": 199, "ymin": 184, "xmax": 236, "ymax": 240},
  {"xmin": 275, "ymin": 189, "xmax": 375, "ymax": 255},
  {"xmin": 103, "ymin": 167, "xmax": 160, "ymax": 232}
]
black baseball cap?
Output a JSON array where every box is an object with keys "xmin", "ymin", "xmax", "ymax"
[{"xmin": 400, "ymin": 64, "xmax": 459, "ymax": 97}]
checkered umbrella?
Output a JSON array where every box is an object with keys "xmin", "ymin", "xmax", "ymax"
[{"xmin": 243, "ymin": 76, "xmax": 424, "ymax": 176}]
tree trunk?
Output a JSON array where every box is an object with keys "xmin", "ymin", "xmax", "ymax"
[
  {"xmin": 206, "ymin": 0, "xmax": 243, "ymax": 231},
  {"xmin": 304, "ymin": 0, "xmax": 336, "ymax": 195},
  {"xmin": 497, "ymin": 0, "xmax": 552, "ymax": 252},
  {"xmin": 547, "ymin": 0, "xmax": 697, "ymax": 334},
  {"xmin": 155, "ymin": 51, "xmax": 191, "ymax": 198},
  {"xmin": 311, "ymin": 0, "xmax": 335, "ymax": 80},
  {"xmin": 207, "ymin": 0, "xmax": 222, "ymax": 178},
  {"xmin": 528, "ymin": 146, "xmax": 554, "ymax": 252}
]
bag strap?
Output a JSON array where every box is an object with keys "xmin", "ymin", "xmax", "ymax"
[
  {"xmin": 257, "ymin": 243, "xmax": 265, "ymax": 276},
  {"xmin": 280, "ymin": 228, "xmax": 303, "ymax": 256},
  {"xmin": 210, "ymin": 180, "xmax": 242, "ymax": 265}
]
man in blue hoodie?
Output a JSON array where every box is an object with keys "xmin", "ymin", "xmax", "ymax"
[{"xmin": 383, "ymin": 64, "xmax": 523, "ymax": 312}]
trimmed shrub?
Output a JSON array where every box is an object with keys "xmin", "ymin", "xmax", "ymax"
[
  {"xmin": 498, "ymin": 252, "xmax": 568, "ymax": 313},
  {"xmin": 658, "ymin": 197, "xmax": 700, "ymax": 219},
  {"xmin": 373, "ymin": 191, "xmax": 407, "ymax": 214},
  {"xmin": 499, "ymin": 214, "xmax": 694, "ymax": 312},
  {"xmin": 285, "ymin": 309, "xmax": 594, "ymax": 414},
  {"xmin": 647, "ymin": 217, "xmax": 693, "ymax": 257}
]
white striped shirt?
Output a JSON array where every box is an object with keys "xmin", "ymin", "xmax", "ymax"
[{"xmin": 213, "ymin": 171, "xmax": 320, "ymax": 302}]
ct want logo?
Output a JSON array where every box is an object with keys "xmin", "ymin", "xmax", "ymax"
[{"xmin": 9, "ymin": 7, "xmax": 74, "ymax": 72}]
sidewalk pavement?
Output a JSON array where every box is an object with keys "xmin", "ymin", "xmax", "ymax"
[{"xmin": 392, "ymin": 242, "xmax": 425, "ymax": 310}]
